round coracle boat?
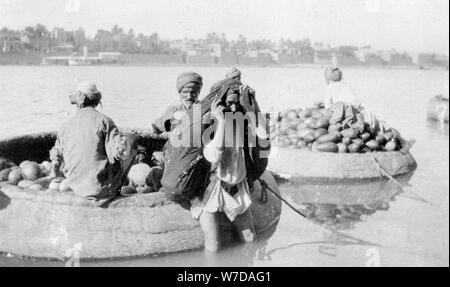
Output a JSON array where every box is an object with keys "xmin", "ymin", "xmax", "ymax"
[
  {"xmin": 269, "ymin": 104, "xmax": 418, "ymax": 181},
  {"xmin": 427, "ymin": 95, "xmax": 449, "ymax": 123},
  {"xmin": 0, "ymin": 131, "xmax": 282, "ymax": 260}
]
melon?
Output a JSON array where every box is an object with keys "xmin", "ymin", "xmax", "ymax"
[
  {"xmin": 365, "ymin": 140, "xmax": 380, "ymax": 150},
  {"xmin": 298, "ymin": 109, "xmax": 313, "ymax": 119},
  {"xmin": 0, "ymin": 168, "xmax": 11, "ymax": 181},
  {"xmin": 304, "ymin": 118, "xmax": 317, "ymax": 129},
  {"xmin": 352, "ymin": 138, "xmax": 364, "ymax": 146},
  {"xmin": 385, "ymin": 140, "xmax": 398, "ymax": 151},
  {"xmin": 341, "ymin": 137, "xmax": 352, "ymax": 146},
  {"xmin": 337, "ymin": 143, "xmax": 348, "ymax": 153},
  {"xmin": 348, "ymin": 143, "xmax": 362, "ymax": 153},
  {"xmin": 341, "ymin": 128, "xmax": 358, "ymax": 139},
  {"xmin": 317, "ymin": 133, "xmax": 339, "ymax": 144},
  {"xmin": 296, "ymin": 141, "xmax": 308, "ymax": 149},
  {"xmin": 361, "ymin": 133, "xmax": 371, "ymax": 142},
  {"xmin": 8, "ymin": 169, "xmax": 23, "ymax": 185},
  {"xmin": 313, "ymin": 128, "xmax": 328, "ymax": 139},
  {"xmin": 328, "ymin": 124, "xmax": 342, "ymax": 132},
  {"xmin": 313, "ymin": 118, "xmax": 330, "ymax": 129},
  {"xmin": 21, "ymin": 161, "xmax": 42, "ymax": 181},
  {"xmin": 375, "ymin": 134, "xmax": 386, "ymax": 145},
  {"xmin": 303, "ymin": 134, "xmax": 316, "ymax": 143},
  {"xmin": 39, "ymin": 161, "xmax": 52, "ymax": 176},
  {"xmin": 18, "ymin": 180, "xmax": 34, "ymax": 189},
  {"xmin": 19, "ymin": 160, "xmax": 31, "ymax": 169},
  {"xmin": 383, "ymin": 132, "xmax": 394, "ymax": 142},
  {"xmin": 315, "ymin": 142, "xmax": 338, "ymax": 153},
  {"xmin": 297, "ymin": 128, "xmax": 314, "ymax": 139},
  {"xmin": 286, "ymin": 110, "xmax": 298, "ymax": 120}
]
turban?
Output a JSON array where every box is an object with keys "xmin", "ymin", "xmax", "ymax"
[
  {"xmin": 176, "ymin": 72, "xmax": 203, "ymax": 93},
  {"xmin": 70, "ymin": 81, "xmax": 102, "ymax": 106},
  {"xmin": 225, "ymin": 67, "xmax": 241, "ymax": 80},
  {"xmin": 325, "ymin": 67, "xmax": 343, "ymax": 82}
]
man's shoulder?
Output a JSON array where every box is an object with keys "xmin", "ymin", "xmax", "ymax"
[
  {"xmin": 158, "ymin": 104, "xmax": 183, "ymax": 117},
  {"xmin": 166, "ymin": 104, "xmax": 183, "ymax": 113}
]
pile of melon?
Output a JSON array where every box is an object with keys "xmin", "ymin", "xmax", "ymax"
[
  {"xmin": 270, "ymin": 104, "xmax": 403, "ymax": 153},
  {"xmin": 0, "ymin": 158, "xmax": 65, "ymax": 191}
]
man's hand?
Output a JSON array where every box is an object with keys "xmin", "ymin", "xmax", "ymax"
[
  {"xmin": 211, "ymin": 97, "xmax": 225, "ymax": 121},
  {"xmin": 240, "ymin": 85, "xmax": 260, "ymax": 113}
]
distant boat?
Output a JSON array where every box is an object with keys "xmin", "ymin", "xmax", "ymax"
[
  {"xmin": 68, "ymin": 57, "xmax": 92, "ymax": 66},
  {"xmin": 42, "ymin": 51, "xmax": 121, "ymax": 66}
]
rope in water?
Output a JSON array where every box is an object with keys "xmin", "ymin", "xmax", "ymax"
[{"xmin": 258, "ymin": 179, "xmax": 306, "ymax": 218}]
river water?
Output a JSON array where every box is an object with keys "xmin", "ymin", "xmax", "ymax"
[{"xmin": 0, "ymin": 66, "xmax": 448, "ymax": 266}]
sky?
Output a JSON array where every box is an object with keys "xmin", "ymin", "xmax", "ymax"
[{"xmin": 0, "ymin": 0, "xmax": 448, "ymax": 55}]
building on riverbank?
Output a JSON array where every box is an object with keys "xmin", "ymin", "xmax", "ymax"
[
  {"xmin": 382, "ymin": 50, "xmax": 414, "ymax": 66},
  {"xmin": 334, "ymin": 46, "xmax": 361, "ymax": 66},
  {"xmin": 356, "ymin": 46, "xmax": 385, "ymax": 66},
  {"xmin": 418, "ymin": 53, "xmax": 449, "ymax": 69}
]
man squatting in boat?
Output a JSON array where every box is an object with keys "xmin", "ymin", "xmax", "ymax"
[
  {"xmin": 49, "ymin": 81, "xmax": 137, "ymax": 207},
  {"xmin": 324, "ymin": 66, "xmax": 390, "ymax": 133},
  {"xmin": 145, "ymin": 68, "xmax": 246, "ymax": 194}
]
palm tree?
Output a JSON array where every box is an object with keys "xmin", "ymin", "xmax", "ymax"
[
  {"xmin": 34, "ymin": 24, "xmax": 50, "ymax": 51},
  {"xmin": 111, "ymin": 25, "xmax": 124, "ymax": 50},
  {"xmin": 23, "ymin": 26, "xmax": 36, "ymax": 51}
]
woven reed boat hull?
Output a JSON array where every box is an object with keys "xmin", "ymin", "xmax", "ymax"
[
  {"xmin": 0, "ymin": 131, "xmax": 281, "ymax": 259},
  {"xmin": 268, "ymin": 147, "xmax": 417, "ymax": 181}
]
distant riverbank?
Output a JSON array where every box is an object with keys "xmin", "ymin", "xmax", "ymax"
[{"xmin": 0, "ymin": 52, "xmax": 447, "ymax": 71}]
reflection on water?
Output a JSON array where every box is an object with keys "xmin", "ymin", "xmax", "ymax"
[
  {"xmin": 280, "ymin": 173, "xmax": 413, "ymax": 230},
  {"xmin": 426, "ymin": 121, "xmax": 449, "ymax": 137}
]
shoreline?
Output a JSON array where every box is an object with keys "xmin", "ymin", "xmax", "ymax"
[{"xmin": 1, "ymin": 52, "xmax": 448, "ymax": 71}]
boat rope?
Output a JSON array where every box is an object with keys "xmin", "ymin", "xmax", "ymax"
[{"xmin": 258, "ymin": 178, "xmax": 306, "ymax": 218}]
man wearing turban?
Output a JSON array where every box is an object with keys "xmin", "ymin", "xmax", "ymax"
[
  {"xmin": 324, "ymin": 67, "xmax": 387, "ymax": 132},
  {"xmin": 225, "ymin": 67, "xmax": 242, "ymax": 81},
  {"xmin": 150, "ymin": 72, "xmax": 203, "ymax": 137},
  {"xmin": 49, "ymin": 81, "xmax": 136, "ymax": 207},
  {"xmin": 142, "ymin": 72, "xmax": 204, "ymax": 193}
]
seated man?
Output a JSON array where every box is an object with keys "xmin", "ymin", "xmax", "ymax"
[
  {"xmin": 150, "ymin": 72, "xmax": 203, "ymax": 137},
  {"xmin": 324, "ymin": 67, "xmax": 385, "ymax": 132},
  {"xmin": 50, "ymin": 81, "xmax": 136, "ymax": 207},
  {"xmin": 324, "ymin": 66, "xmax": 362, "ymax": 110},
  {"xmin": 144, "ymin": 72, "xmax": 203, "ymax": 192}
]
